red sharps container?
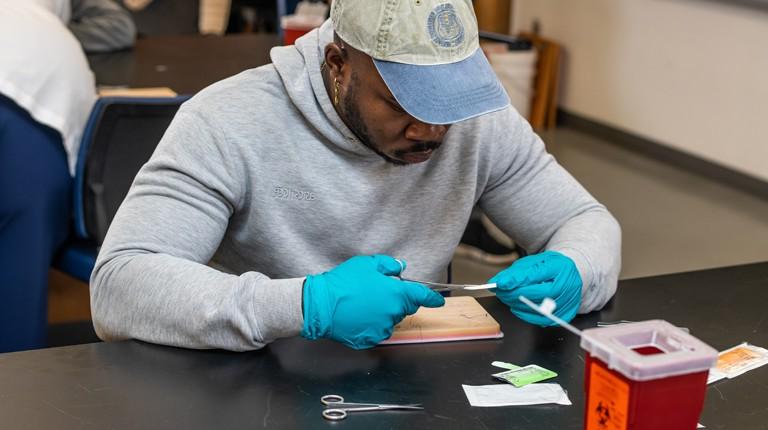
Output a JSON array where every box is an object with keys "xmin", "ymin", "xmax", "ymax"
[{"xmin": 581, "ymin": 320, "xmax": 718, "ymax": 430}]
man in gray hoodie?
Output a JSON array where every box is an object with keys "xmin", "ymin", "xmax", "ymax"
[{"xmin": 91, "ymin": 0, "xmax": 621, "ymax": 351}]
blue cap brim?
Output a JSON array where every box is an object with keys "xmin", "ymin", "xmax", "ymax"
[{"xmin": 373, "ymin": 48, "xmax": 510, "ymax": 125}]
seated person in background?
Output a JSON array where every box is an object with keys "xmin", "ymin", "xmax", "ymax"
[
  {"xmin": 0, "ymin": 1, "xmax": 97, "ymax": 352},
  {"xmin": 69, "ymin": 0, "xmax": 137, "ymax": 53},
  {"xmin": 123, "ymin": 0, "xmax": 232, "ymax": 36},
  {"xmin": 91, "ymin": 0, "xmax": 621, "ymax": 351}
]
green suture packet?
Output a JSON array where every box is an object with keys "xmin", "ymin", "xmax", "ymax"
[
  {"xmin": 491, "ymin": 361, "xmax": 522, "ymax": 371},
  {"xmin": 492, "ymin": 364, "xmax": 558, "ymax": 387}
]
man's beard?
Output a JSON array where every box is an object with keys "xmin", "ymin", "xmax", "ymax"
[{"xmin": 343, "ymin": 73, "xmax": 441, "ymax": 165}]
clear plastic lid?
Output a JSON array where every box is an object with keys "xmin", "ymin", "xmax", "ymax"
[{"xmin": 580, "ymin": 320, "xmax": 718, "ymax": 381}]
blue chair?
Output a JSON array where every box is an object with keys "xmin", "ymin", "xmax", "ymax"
[{"xmin": 53, "ymin": 96, "xmax": 191, "ymax": 282}]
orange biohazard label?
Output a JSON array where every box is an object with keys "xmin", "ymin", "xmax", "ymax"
[{"xmin": 586, "ymin": 363, "xmax": 630, "ymax": 430}]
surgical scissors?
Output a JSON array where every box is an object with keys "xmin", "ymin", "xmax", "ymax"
[{"xmin": 320, "ymin": 394, "xmax": 424, "ymax": 421}]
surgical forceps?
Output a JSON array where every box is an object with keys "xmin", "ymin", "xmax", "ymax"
[{"xmin": 393, "ymin": 258, "xmax": 496, "ymax": 293}]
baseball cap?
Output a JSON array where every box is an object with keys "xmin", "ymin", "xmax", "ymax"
[{"xmin": 330, "ymin": 0, "xmax": 510, "ymax": 125}]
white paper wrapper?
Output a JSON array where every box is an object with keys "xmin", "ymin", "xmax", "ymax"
[{"xmin": 462, "ymin": 383, "xmax": 572, "ymax": 407}]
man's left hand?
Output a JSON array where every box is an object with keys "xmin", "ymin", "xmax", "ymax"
[{"xmin": 490, "ymin": 251, "xmax": 582, "ymax": 326}]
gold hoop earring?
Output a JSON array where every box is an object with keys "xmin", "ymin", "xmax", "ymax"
[{"xmin": 333, "ymin": 78, "xmax": 340, "ymax": 106}]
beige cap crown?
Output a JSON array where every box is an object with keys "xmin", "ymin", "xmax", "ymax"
[{"xmin": 330, "ymin": 0, "xmax": 480, "ymax": 65}]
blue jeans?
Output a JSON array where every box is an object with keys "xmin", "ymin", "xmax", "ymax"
[{"xmin": 0, "ymin": 95, "xmax": 71, "ymax": 352}]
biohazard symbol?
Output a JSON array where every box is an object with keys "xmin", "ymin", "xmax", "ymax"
[{"xmin": 595, "ymin": 401, "xmax": 611, "ymax": 428}]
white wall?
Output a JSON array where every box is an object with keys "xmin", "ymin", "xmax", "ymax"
[{"xmin": 512, "ymin": 0, "xmax": 768, "ymax": 181}]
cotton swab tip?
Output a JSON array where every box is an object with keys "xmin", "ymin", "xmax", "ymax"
[
  {"xmin": 539, "ymin": 298, "xmax": 557, "ymax": 315},
  {"xmin": 463, "ymin": 283, "xmax": 496, "ymax": 290}
]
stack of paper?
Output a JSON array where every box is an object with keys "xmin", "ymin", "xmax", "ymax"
[{"xmin": 98, "ymin": 87, "xmax": 178, "ymax": 98}]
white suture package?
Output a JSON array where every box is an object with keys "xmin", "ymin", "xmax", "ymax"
[{"xmin": 462, "ymin": 383, "xmax": 572, "ymax": 407}]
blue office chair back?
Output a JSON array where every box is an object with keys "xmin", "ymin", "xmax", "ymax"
[{"xmin": 54, "ymin": 96, "xmax": 190, "ymax": 282}]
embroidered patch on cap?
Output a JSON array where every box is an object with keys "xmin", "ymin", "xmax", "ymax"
[{"xmin": 427, "ymin": 3, "xmax": 465, "ymax": 48}]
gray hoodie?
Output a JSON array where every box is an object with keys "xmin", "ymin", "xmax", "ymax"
[
  {"xmin": 91, "ymin": 21, "xmax": 621, "ymax": 351},
  {"xmin": 70, "ymin": 0, "xmax": 136, "ymax": 53}
]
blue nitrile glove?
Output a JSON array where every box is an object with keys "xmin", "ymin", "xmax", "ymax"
[
  {"xmin": 301, "ymin": 255, "xmax": 446, "ymax": 349},
  {"xmin": 490, "ymin": 251, "xmax": 582, "ymax": 326}
]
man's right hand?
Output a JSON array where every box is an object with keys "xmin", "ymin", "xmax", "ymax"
[{"xmin": 300, "ymin": 255, "xmax": 445, "ymax": 349}]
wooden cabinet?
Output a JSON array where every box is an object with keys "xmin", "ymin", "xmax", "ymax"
[{"xmin": 473, "ymin": 0, "xmax": 511, "ymax": 34}]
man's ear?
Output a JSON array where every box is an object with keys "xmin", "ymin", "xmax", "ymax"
[{"xmin": 324, "ymin": 42, "xmax": 348, "ymax": 79}]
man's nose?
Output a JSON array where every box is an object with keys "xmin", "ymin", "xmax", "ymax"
[{"xmin": 405, "ymin": 121, "xmax": 448, "ymax": 142}]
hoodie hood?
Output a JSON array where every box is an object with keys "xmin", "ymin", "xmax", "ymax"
[{"xmin": 270, "ymin": 19, "xmax": 377, "ymax": 159}]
